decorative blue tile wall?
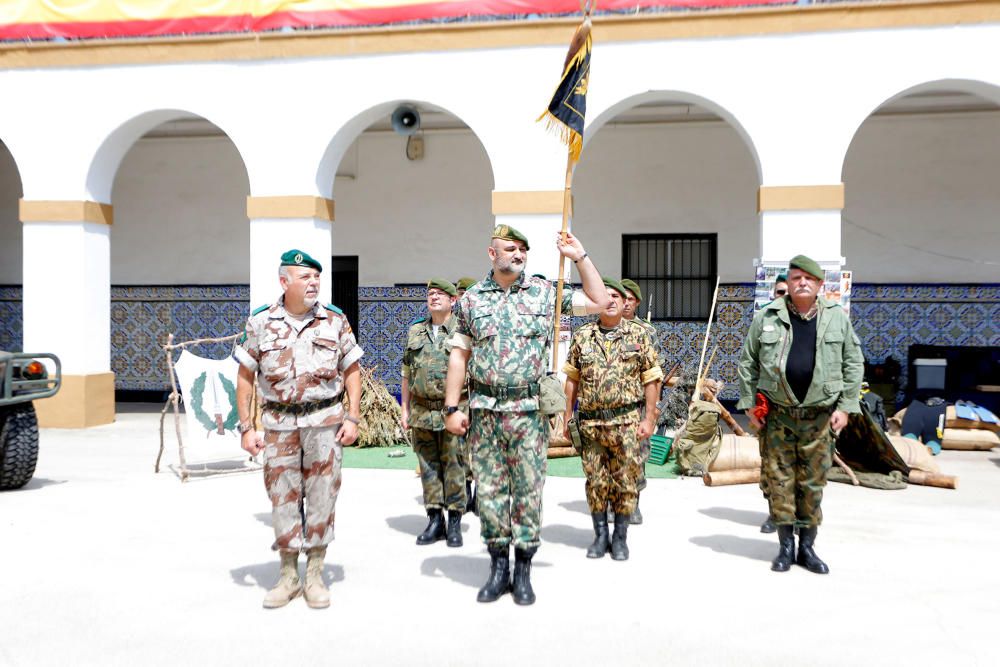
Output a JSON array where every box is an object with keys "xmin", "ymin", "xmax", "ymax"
[
  {"xmin": 1, "ymin": 283, "xmax": 997, "ymax": 400},
  {"xmin": 110, "ymin": 285, "xmax": 250, "ymax": 390},
  {"xmin": 0, "ymin": 285, "xmax": 22, "ymax": 352}
]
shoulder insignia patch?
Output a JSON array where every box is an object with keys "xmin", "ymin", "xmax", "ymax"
[
  {"xmin": 251, "ymin": 304, "xmax": 270, "ymax": 316},
  {"xmin": 324, "ymin": 303, "xmax": 344, "ymax": 315}
]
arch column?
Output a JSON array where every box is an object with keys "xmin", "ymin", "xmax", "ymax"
[
  {"xmin": 20, "ymin": 200, "xmax": 114, "ymax": 427},
  {"xmin": 247, "ymin": 196, "xmax": 334, "ymax": 308},
  {"xmin": 758, "ymin": 184, "xmax": 845, "ymax": 267}
]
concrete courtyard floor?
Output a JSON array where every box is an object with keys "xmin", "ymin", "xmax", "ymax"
[{"xmin": 2, "ymin": 410, "xmax": 1000, "ymax": 667}]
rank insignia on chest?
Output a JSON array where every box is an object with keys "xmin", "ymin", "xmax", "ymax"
[{"xmin": 626, "ymin": 343, "xmax": 641, "ymax": 353}]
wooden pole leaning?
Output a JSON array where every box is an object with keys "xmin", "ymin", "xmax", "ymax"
[
  {"xmin": 693, "ymin": 276, "xmax": 721, "ymax": 401},
  {"xmin": 552, "ymin": 152, "xmax": 575, "ymax": 371}
]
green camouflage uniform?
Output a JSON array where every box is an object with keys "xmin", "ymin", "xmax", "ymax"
[
  {"xmin": 631, "ymin": 316, "xmax": 660, "ymax": 492},
  {"xmin": 234, "ymin": 297, "xmax": 364, "ymax": 551},
  {"xmin": 403, "ymin": 315, "xmax": 467, "ymax": 512},
  {"xmin": 449, "ymin": 271, "xmax": 586, "ymax": 550},
  {"xmin": 564, "ymin": 319, "xmax": 662, "ymax": 515},
  {"xmin": 737, "ymin": 296, "xmax": 864, "ymax": 528}
]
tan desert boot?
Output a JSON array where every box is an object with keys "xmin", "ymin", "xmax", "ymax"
[
  {"xmin": 304, "ymin": 547, "xmax": 330, "ymax": 609},
  {"xmin": 262, "ymin": 550, "xmax": 301, "ymax": 609}
]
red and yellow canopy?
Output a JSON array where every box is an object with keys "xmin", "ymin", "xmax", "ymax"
[{"xmin": 0, "ymin": 1, "xmax": 793, "ymax": 41}]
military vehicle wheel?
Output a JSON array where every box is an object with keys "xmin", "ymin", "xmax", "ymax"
[{"xmin": 0, "ymin": 403, "xmax": 40, "ymax": 490}]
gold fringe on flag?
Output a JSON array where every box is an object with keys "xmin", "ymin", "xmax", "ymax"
[{"xmin": 537, "ymin": 15, "xmax": 592, "ymax": 164}]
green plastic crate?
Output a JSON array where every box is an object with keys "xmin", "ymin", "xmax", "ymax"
[{"xmin": 649, "ymin": 434, "xmax": 674, "ymax": 466}]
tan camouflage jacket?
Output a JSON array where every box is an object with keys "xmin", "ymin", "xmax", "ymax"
[
  {"xmin": 449, "ymin": 271, "xmax": 587, "ymax": 412},
  {"xmin": 563, "ymin": 319, "xmax": 663, "ymax": 424},
  {"xmin": 234, "ymin": 297, "xmax": 364, "ymax": 431},
  {"xmin": 401, "ymin": 315, "xmax": 466, "ymax": 431}
]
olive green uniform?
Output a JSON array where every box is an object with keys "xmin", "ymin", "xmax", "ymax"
[{"xmin": 737, "ymin": 296, "xmax": 864, "ymax": 527}]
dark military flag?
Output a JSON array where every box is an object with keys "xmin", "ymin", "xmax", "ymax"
[{"xmin": 538, "ymin": 12, "xmax": 592, "ymax": 164}]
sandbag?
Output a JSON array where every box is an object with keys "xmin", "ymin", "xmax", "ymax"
[
  {"xmin": 674, "ymin": 399, "xmax": 722, "ymax": 476},
  {"xmin": 940, "ymin": 428, "xmax": 1000, "ymax": 451},
  {"xmin": 709, "ymin": 434, "xmax": 761, "ymax": 472},
  {"xmin": 944, "ymin": 406, "xmax": 1000, "ymax": 433},
  {"xmin": 887, "ymin": 435, "xmax": 940, "ymax": 473}
]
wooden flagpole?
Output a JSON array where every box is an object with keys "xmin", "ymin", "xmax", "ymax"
[
  {"xmin": 693, "ymin": 276, "xmax": 721, "ymax": 401},
  {"xmin": 552, "ymin": 152, "xmax": 575, "ymax": 371}
]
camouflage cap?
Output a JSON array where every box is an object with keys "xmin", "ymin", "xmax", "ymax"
[
  {"xmin": 280, "ymin": 249, "xmax": 322, "ymax": 273},
  {"xmin": 491, "ymin": 224, "xmax": 530, "ymax": 250},
  {"xmin": 455, "ymin": 277, "xmax": 476, "ymax": 291},
  {"xmin": 603, "ymin": 276, "xmax": 627, "ymax": 298},
  {"xmin": 788, "ymin": 255, "xmax": 824, "ymax": 281},
  {"xmin": 620, "ymin": 279, "xmax": 642, "ymax": 302},
  {"xmin": 427, "ymin": 278, "xmax": 457, "ymax": 297}
]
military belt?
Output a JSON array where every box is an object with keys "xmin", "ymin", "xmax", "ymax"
[
  {"xmin": 471, "ymin": 380, "xmax": 539, "ymax": 400},
  {"xmin": 769, "ymin": 402, "xmax": 833, "ymax": 419},
  {"xmin": 411, "ymin": 393, "xmax": 467, "ymax": 410},
  {"xmin": 263, "ymin": 397, "xmax": 339, "ymax": 416},
  {"xmin": 578, "ymin": 401, "xmax": 643, "ymax": 422}
]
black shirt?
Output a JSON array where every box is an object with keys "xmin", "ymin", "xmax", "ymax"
[{"xmin": 786, "ymin": 314, "xmax": 817, "ymax": 403}]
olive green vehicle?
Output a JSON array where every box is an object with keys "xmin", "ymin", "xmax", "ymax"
[{"xmin": 0, "ymin": 352, "xmax": 61, "ymax": 490}]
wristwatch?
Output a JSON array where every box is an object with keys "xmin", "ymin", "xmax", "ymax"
[
  {"xmin": 444, "ymin": 405, "xmax": 459, "ymax": 416},
  {"xmin": 237, "ymin": 421, "xmax": 254, "ymax": 435}
]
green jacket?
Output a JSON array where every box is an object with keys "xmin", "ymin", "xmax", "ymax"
[{"xmin": 736, "ymin": 296, "xmax": 864, "ymax": 413}]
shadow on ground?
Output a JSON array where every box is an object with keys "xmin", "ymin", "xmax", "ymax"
[
  {"xmin": 386, "ymin": 514, "xmax": 434, "ymax": 537},
  {"xmin": 990, "ymin": 458, "xmax": 1000, "ymax": 469},
  {"xmin": 689, "ymin": 534, "xmax": 774, "ymax": 562},
  {"xmin": 541, "ymin": 523, "xmax": 593, "ymax": 549},
  {"xmin": 230, "ymin": 561, "xmax": 345, "ymax": 589},
  {"xmin": 420, "ymin": 554, "xmax": 489, "ymax": 588},
  {"xmin": 698, "ymin": 506, "xmax": 768, "ymax": 528},
  {"xmin": 557, "ymin": 500, "xmax": 591, "ymax": 516},
  {"xmin": 13, "ymin": 477, "xmax": 67, "ymax": 492}
]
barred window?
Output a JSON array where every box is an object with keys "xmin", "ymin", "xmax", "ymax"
[{"xmin": 621, "ymin": 234, "xmax": 717, "ymax": 321}]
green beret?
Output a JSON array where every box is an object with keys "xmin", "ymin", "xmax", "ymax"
[
  {"xmin": 492, "ymin": 224, "xmax": 530, "ymax": 250},
  {"xmin": 427, "ymin": 278, "xmax": 457, "ymax": 297},
  {"xmin": 788, "ymin": 255, "xmax": 824, "ymax": 281},
  {"xmin": 455, "ymin": 277, "xmax": 476, "ymax": 291},
  {"xmin": 774, "ymin": 273, "xmax": 788, "ymax": 284},
  {"xmin": 280, "ymin": 249, "xmax": 322, "ymax": 273},
  {"xmin": 602, "ymin": 277, "xmax": 626, "ymax": 298},
  {"xmin": 620, "ymin": 279, "xmax": 642, "ymax": 301}
]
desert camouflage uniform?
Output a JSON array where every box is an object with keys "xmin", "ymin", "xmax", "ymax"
[
  {"xmin": 234, "ymin": 297, "xmax": 363, "ymax": 551},
  {"xmin": 449, "ymin": 271, "xmax": 587, "ymax": 549},
  {"xmin": 737, "ymin": 296, "xmax": 864, "ymax": 527},
  {"xmin": 564, "ymin": 319, "xmax": 663, "ymax": 515},
  {"xmin": 403, "ymin": 316, "xmax": 467, "ymax": 512}
]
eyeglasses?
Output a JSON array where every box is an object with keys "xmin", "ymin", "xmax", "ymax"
[{"xmin": 774, "ymin": 289, "xmax": 787, "ymax": 296}]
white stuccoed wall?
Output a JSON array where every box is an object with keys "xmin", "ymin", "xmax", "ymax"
[
  {"xmin": 843, "ymin": 113, "xmax": 1000, "ymax": 283},
  {"xmin": 110, "ymin": 136, "xmax": 250, "ymax": 284},
  {"xmin": 0, "ymin": 21, "xmax": 998, "ymax": 293}
]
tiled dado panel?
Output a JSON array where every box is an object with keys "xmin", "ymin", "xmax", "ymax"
[
  {"xmin": 1, "ymin": 284, "xmax": 997, "ymax": 399},
  {"xmin": 0, "ymin": 286, "xmax": 22, "ymax": 352}
]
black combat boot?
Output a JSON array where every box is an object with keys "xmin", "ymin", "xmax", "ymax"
[
  {"xmin": 465, "ymin": 480, "xmax": 477, "ymax": 515},
  {"xmin": 610, "ymin": 513, "xmax": 630, "ymax": 561},
  {"xmin": 476, "ymin": 545, "xmax": 511, "ymax": 603},
  {"xmin": 446, "ymin": 510, "xmax": 463, "ymax": 548},
  {"xmin": 511, "ymin": 547, "xmax": 537, "ymax": 606},
  {"xmin": 586, "ymin": 512, "xmax": 610, "ymax": 559},
  {"xmin": 629, "ymin": 497, "xmax": 643, "ymax": 525},
  {"xmin": 760, "ymin": 517, "xmax": 776, "ymax": 534},
  {"xmin": 771, "ymin": 525, "xmax": 795, "ymax": 572},
  {"xmin": 416, "ymin": 508, "xmax": 445, "ymax": 545},
  {"xmin": 796, "ymin": 526, "xmax": 830, "ymax": 574}
]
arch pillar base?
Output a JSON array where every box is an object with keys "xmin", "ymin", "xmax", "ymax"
[{"xmin": 34, "ymin": 373, "xmax": 115, "ymax": 428}]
